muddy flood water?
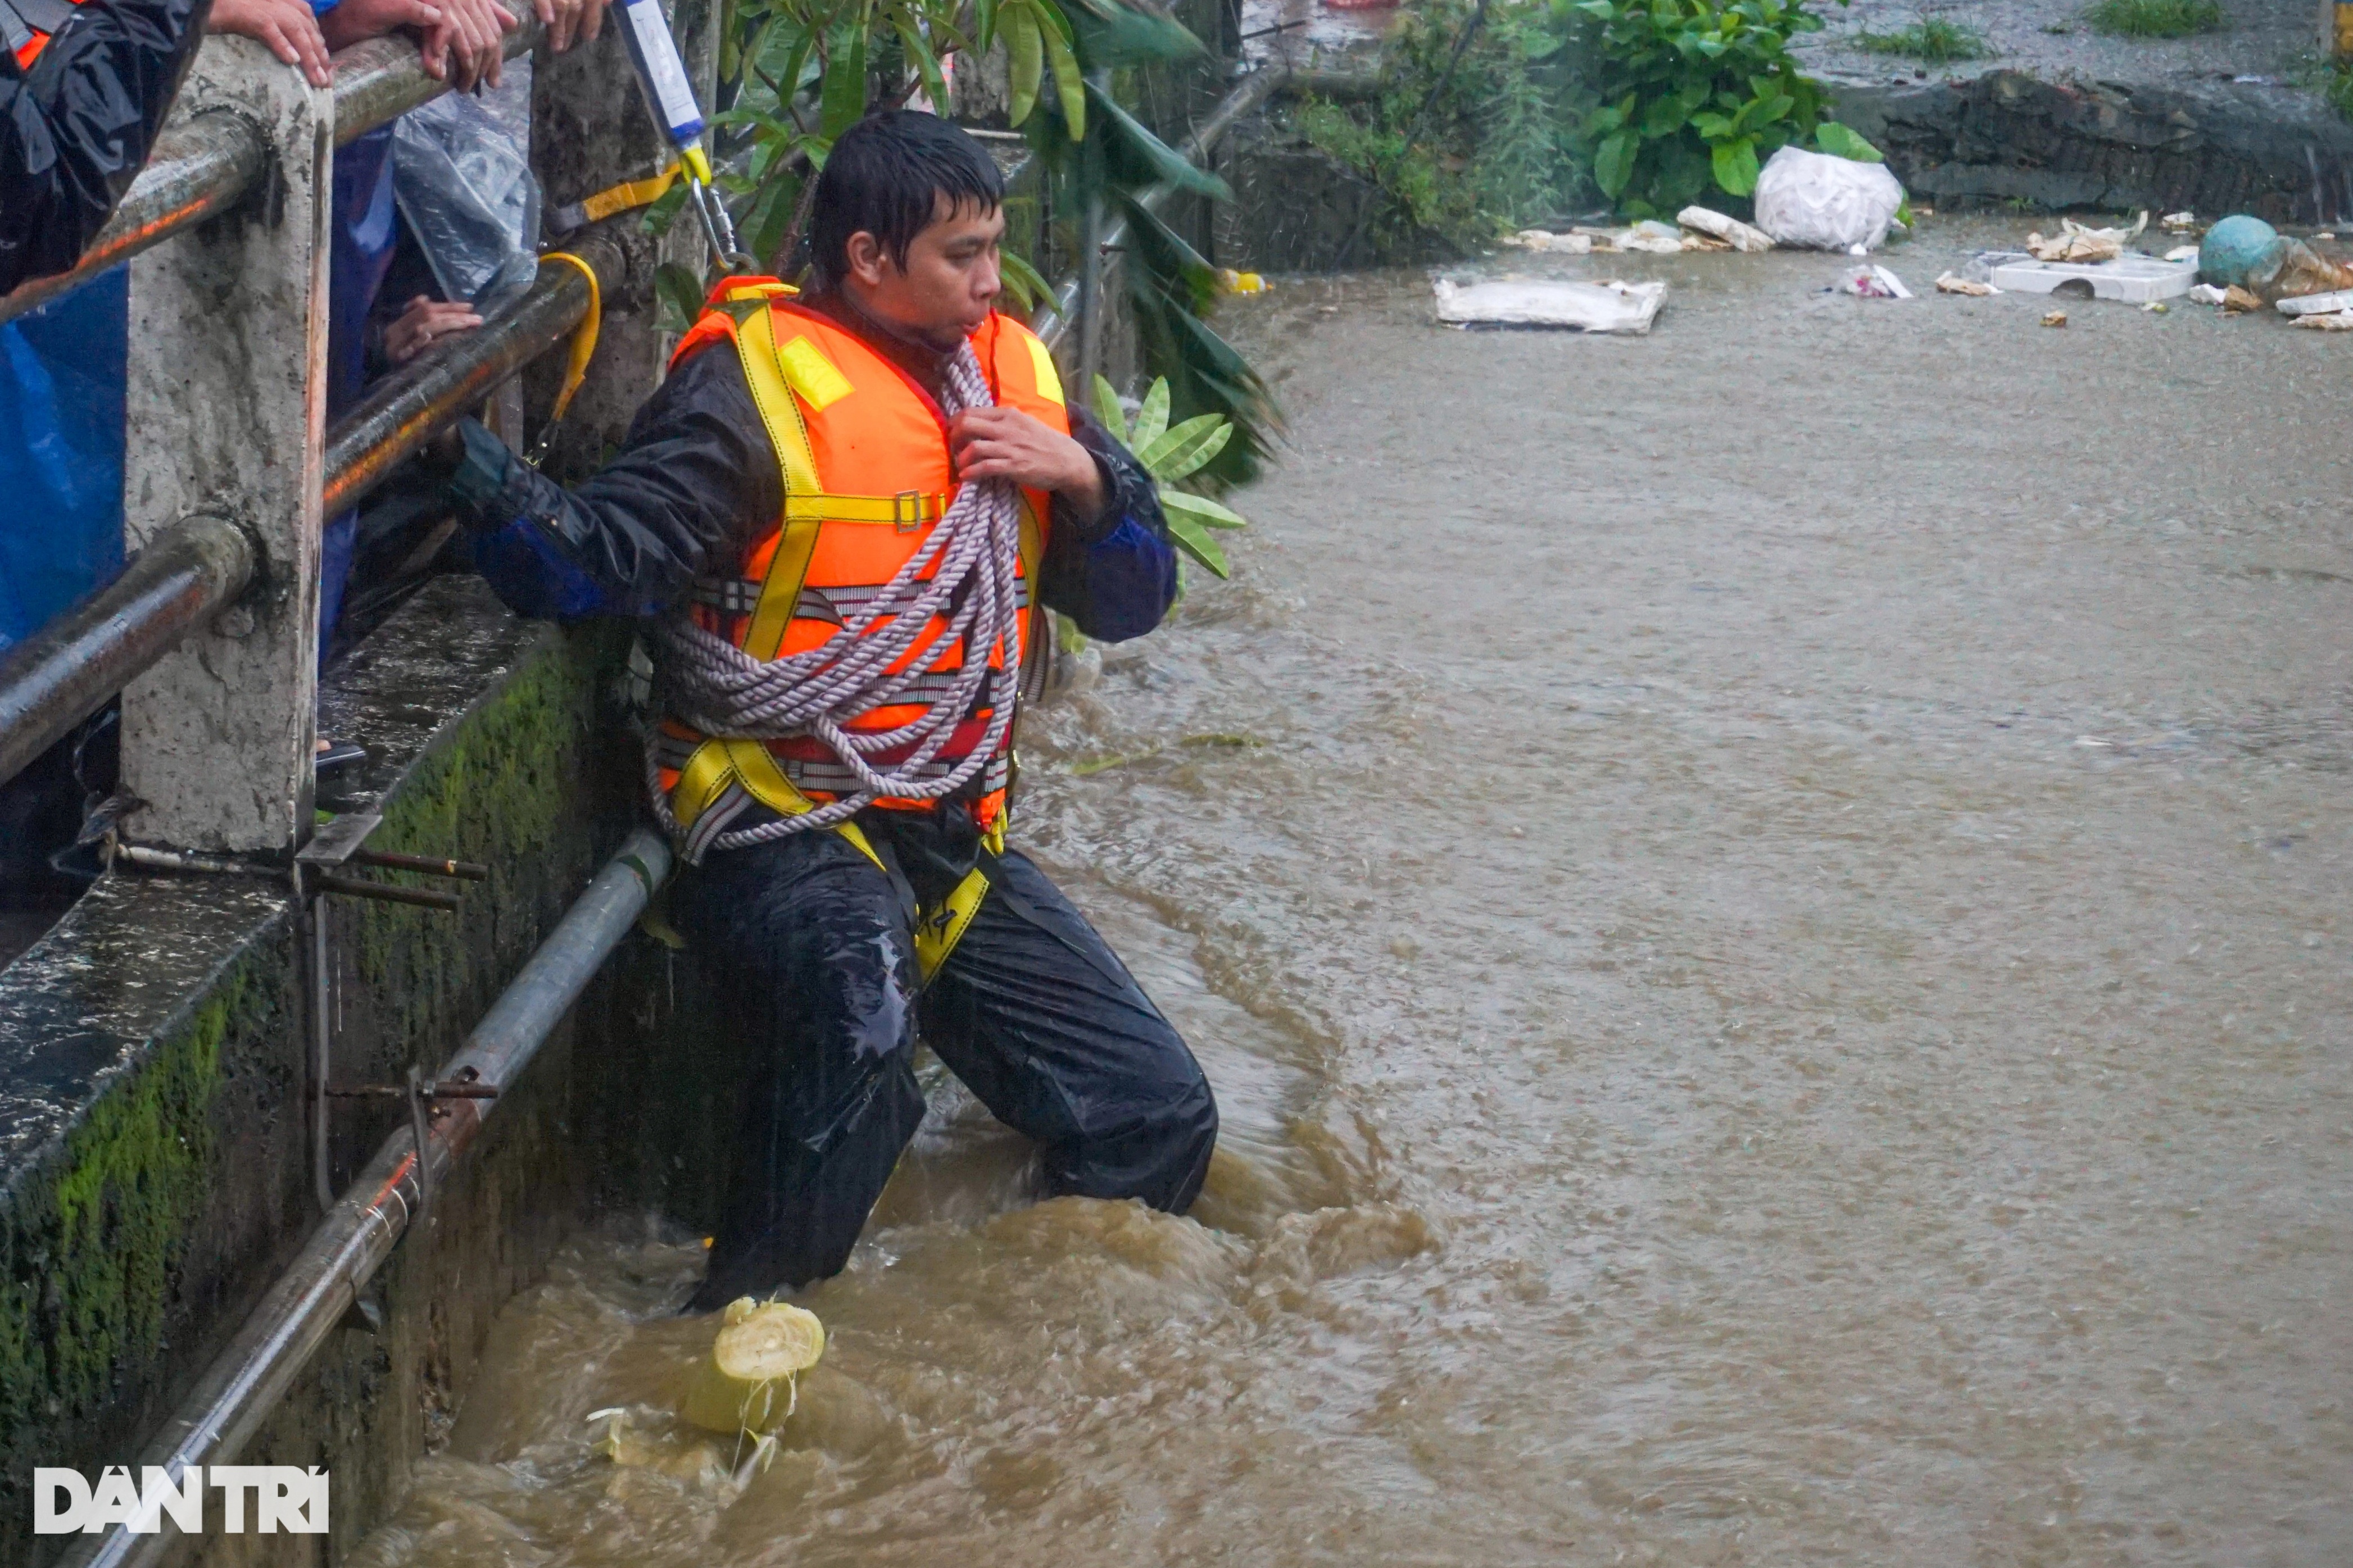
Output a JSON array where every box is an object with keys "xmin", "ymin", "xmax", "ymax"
[{"xmin": 353, "ymin": 224, "xmax": 2353, "ymax": 1566}]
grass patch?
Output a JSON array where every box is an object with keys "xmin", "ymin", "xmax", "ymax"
[
  {"xmin": 2084, "ymin": 0, "xmax": 2223, "ymax": 37},
  {"xmin": 1854, "ymin": 18, "xmax": 1992, "ymax": 61}
]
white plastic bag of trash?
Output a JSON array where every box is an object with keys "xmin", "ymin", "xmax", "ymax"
[
  {"xmin": 1752, "ymin": 145, "xmax": 1906, "ymax": 252},
  {"xmin": 1432, "ymin": 277, "xmax": 1667, "ymax": 334}
]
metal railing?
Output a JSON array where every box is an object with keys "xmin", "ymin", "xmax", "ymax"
[{"xmin": 0, "ymin": 20, "xmax": 543, "ymax": 329}]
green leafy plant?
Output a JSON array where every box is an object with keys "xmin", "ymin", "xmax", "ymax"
[
  {"xmin": 1575, "ymin": 0, "xmax": 1839, "ymax": 217},
  {"xmin": 2083, "ymin": 0, "xmax": 2221, "ymax": 35},
  {"xmin": 1296, "ymin": 0, "xmax": 1587, "ymax": 253},
  {"xmin": 1853, "ymin": 16, "xmax": 1989, "ymax": 61},
  {"xmin": 1090, "ymin": 374, "xmax": 1248, "ymax": 578}
]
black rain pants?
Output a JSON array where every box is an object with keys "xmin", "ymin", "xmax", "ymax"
[{"xmin": 675, "ymin": 820, "xmax": 1218, "ymax": 1309}]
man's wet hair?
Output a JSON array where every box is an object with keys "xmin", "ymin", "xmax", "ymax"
[{"xmin": 810, "ymin": 111, "xmax": 1004, "ymax": 289}]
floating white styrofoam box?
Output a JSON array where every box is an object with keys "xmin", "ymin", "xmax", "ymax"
[
  {"xmin": 1432, "ymin": 278, "xmax": 1668, "ymax": 334},
  {"xmin": 2275, "ymin": 288, "xmax": 2353, "ymax": 316},
  {"xmin": 1980, "ymin": 251, "xmax": 2200, "ymax": 302}
]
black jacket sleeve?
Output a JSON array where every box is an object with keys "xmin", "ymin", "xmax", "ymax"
[
  {"xmin": 0, "ymin": 0, "xmax": 214, "ymax": 298},
  {"xmin": 448, "ymin": 336, "xmax": 774, "ymax": 613}
]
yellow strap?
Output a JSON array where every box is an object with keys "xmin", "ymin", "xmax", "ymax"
[
  {"xmin": 728, "ymin": 304, "xmax": 829, "ymax": 659},
  {"xmin": 913, "ymin": 865, "xmax": 991, "ymax": 982},
  {"xmin": 668, "ymin": 735, "xmax": 888, "ymax": 874},
  {"xmin": 579, "ymin": 163, "xmax": 681, "ymax": 225},
  {"xmin": 779, "ymin": 490, "xmax": 947, "ymax": 526},
  {"xmin": 538, "ymin": 252, "xmax": 602, "ymax": 425}
]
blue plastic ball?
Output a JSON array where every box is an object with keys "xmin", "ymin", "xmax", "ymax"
[{"xmin": 2199, "ymin": 215, "xmax": 2280, "ymax": 287}]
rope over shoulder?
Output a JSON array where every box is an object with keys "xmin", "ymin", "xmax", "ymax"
[{"xmin": 646, "ymin": 340, "xmax": 1024, "ymax": 862}]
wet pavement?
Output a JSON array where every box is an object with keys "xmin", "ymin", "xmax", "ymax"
[{"xmin": 352, "ymin": 222, "xmax": 2353, "ymax": 1565}]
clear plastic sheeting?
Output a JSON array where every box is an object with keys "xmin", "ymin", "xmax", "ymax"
[
  {"xmin": 391, "ymin": 69, "xmax": 542, "ymax": 314},
  {"xmin": 1752, "ymin": 144, "xmax": 1906, "ymax": 253}
]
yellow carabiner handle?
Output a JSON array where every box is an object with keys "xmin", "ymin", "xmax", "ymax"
[{"xmin": 539, "ymin": 252, "xmax": 603, "ymax": 425}]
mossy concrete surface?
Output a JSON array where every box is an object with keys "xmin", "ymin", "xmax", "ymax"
[{"xmin": 0, "ymin": 576, "xmax": 652, "ymax": 1567}]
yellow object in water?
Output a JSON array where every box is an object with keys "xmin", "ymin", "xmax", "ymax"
[
  {"xmin": 680, "ymin": 1297, "xmax": 827, "ymax": 1435},
  {"xmin": 1217, "ymin": 269, "xmax": 1268, "ymax": 296}
]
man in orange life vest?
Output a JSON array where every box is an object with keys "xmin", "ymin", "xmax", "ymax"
[{"xmin": 434, "ymin": 111, "xmax": 1217, "ymax": 1306}]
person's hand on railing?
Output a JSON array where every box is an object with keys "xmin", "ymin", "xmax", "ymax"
[
  {"xmin": 207, "ymin": 0, "xmax": 335, "ymax": 87},
  {"xmin": 533, "ymin": 0, "xmax": 607, "ymax": 53},
  {"xmin": 419, "ymin": 0, "xmax": 516, "ymax": 89},
  {"xmin": 318, "ymin": 0, "xmax": 446, "ymax": 56},
  {"xmin": 384, "ymin": 297, "xmax": 484, "ymax": 365}
]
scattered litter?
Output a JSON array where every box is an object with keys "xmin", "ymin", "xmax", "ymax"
[
  {"xmin": 1935, "ymin": 271, "xmax": 1999, "ymax": 296},
  {"xmin": 2023, "ymin": 213, "xmax": 2147, "ymax": 263},
  {"xmin": 2164, "ymin": 244, "xmax": 2200, "ymax": 262},
  {"xmin": 2187, "ymin": 283, "xmax": 2229, "ymax": 304},
  {"xmin": 1619, "ymin": 219, "xmax": 1689, "ymax": 254},
  {"xmin": 1503, "ymin": 229, "xmax": 1594, "ymax": 254},
  {"xmin": 2160, "ymin": 210, "xmax": 2198, "ymax": 231},
  {"xmin": 2276, "ymin": 288, "xmax": 2353, "ymax": 316},
  {"xmin": 1676, "ymin": 205, "xmax": 1775, "ymax": 253},
  {"xmin": 2221, "ymin": 285, "xmax": 2265, "ymax": 312},
  {"xmin": 1752, "ymin": 145, "xmax": 1906, "ymax": 252},
  {"xmin": 2041, "ymin": 310, "xmax": 2068, "ymax": 328},
  {"xmin": 2198, "ymin": 213, "xmax": 2353, "ymax": 301},
  {"xmin": 1840, "ymin": 263, "xmax": 1912, "ymax": 298},
  {"xmin": 1217, "ymin": 269, "xmax": 1268, "ymax": 294},
  {"xmin": 2291, "ymin": 310, "xmax": 2353, "ymax": 330},
  {"xmin": 2141, "ymin": 300, "xmax": 2168, "ymax": 313},
  {"xmin": 2319, "ymin": 231, "xmax": 2338, "ymax": 240},
  {"xmin": 1982, "ymin": 251, "xmax": 2198, "ymax": 302},
  {"xmin": 1432, "ymin": 277, "xmax": 1667, "ymax": 334}
]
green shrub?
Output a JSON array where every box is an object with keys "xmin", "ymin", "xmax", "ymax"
[
  {"xmin": 2084, "ymin": 0, "xmax": 2222, "ymax": 37},
  {"xmin": 1853, "ymin": 17, "xmax": 1991, "ymax": 60},
  {"xmin": 1296, "ymin": 0, "xmax": 1586, "ymax": 251},
  {"xmin": 1575, "ymin": 0, "xmax": 1839, "ymax": 218}
]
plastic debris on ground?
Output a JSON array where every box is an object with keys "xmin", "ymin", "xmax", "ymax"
[
  {"xmin": 1980, "ymin": 250, "xmax": 2198, "ymax": 302},
  {"xmin": 2160, "ymin": 210, "xmax": 2198, "ymax": 231},
  {"xmin": 1840, "ymin": 263, "xmax": 1912, "ymax": 298},
  {"xmin": 2275, "ymin": 287, "xmax": 2353, "ymax": 316},
  {"xmin": 1503, "ymin": 230, "xmax": 1594, "ymax": 254},
  {"xmin": 2220, "ymin": 285, "xmax": 2265, "ymax": 312},
  {"xmin": 1935, "ymin": 271, "xmax": 1999, "ymax": 296},
  {"xmin": 2024, "ymin": 213, "xmax": 2146, "ymax": 263},
  {"xmin": 2291, "ymin": 310, "xmax": 2353, "ymax": 330},
  {"xmin": 1752, "ymin": 145, "xmax": 1906, "ymax": 252},
  {"xmin": 2164, "ymin": 245, "xmax": 2200, "ymax": 262},
  {"xmin": 2187, "ymin": 283, "xmax": 2229, "ymax": 304},
  {"xmin": 1432, "ymin": 277, "xmax": 1667, "ymax": 334},
  {"xmin": 1676, "ymin": 205, "xmax": 1775, "ymax": 253},
  {"xmin": 2198, "ymin": 213, "xmax": 2353, "ymax": 303},
  {"xmin": 2042, "ymin": 310, "xmax": 2068, "ymax": 328},
  {"xmin": 1217, "ymin": 269, "xmax": 1268, "ymax": 294}
]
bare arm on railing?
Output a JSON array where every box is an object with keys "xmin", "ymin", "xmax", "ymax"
[{"xmin": 0, "ymin": 0, "xmax": 214, "ymax": 297}]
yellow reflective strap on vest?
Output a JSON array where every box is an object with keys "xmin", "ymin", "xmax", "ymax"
[
  {"xmin": 670, "ymin": 738, "xmax": 745, "ymax": 836},
  {"xmin": 1023, "ymin": 331, "xmax": 1066, "ymax": 407},
  {"xmin": 777, "ymin": 335, "xmax": 855, "ymax": 410},
  {"xmin": 780, "ymin": 490, "xmax": 948, "ymax": 526},
  {"xmin": 913, "ymin": 863, "xmax": 991, "ymax": 982},
  {"xmin": 731, "ymin": 305, "xmax": 827, "ymax": 660}
]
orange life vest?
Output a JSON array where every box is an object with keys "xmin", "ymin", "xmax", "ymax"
[
  {"xmin": 4, "ymin": 0, "xmax": 84, "ymax": 69},
  {"xmin": 652, "ymin": 276, "xmax": 1066, "ymax": 847}
]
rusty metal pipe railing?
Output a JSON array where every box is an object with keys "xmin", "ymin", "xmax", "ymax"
[
  {"xmin": 0, "ymin": 19, "xmax": 542, "ymax": 328},
  {"xmin": 321, "ymin": 231, "xmax": 620, "ymax": 515},
  {"xmin": 0, "ymin": 515, "xmax": 253, "ymax": 786}
]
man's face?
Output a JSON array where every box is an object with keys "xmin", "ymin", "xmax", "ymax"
[{"xmin": 843, "ymin": 195, "xmax": 1006, "ymax": 348}]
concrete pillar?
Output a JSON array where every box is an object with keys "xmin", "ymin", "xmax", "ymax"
[
  {"xmin": 119, "ymin": 38, "xmax": 333, "ymax": 852},
  {"xmin": 526, "ymin": 0, "xmax": 717, "ymax": 478}
]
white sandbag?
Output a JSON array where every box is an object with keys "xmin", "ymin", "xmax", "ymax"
[{"xmin": 1751, "ymin": 145, "xmax": 1906, "ymax": 253}]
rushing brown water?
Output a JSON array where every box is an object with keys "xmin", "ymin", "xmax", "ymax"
[{"xmin": 354, "ymin": 224, "xmax": 2353, "ymax": 1566}]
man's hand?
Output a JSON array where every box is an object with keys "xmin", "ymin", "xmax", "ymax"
[
  {"xmin": 533, "ymin": 0, "xmax": 607, "ymax": 53},
  {"xmin": 208, "ymin": 0, "xmax": 333, "ymax": 87},
  {"xmin": 318, "ymin": 0, "xmax": 445, "ymax": 52},
  {"xmin": 950, "ymin": 407, "xmax": 1105, "ymax": 517},
  {"xmin": 384, "ymin": 297, "xmax": 484, "ymax": 365},
  {"xmin": 420, "ymin": 0, "xmax": 516, "ymax": 89}
]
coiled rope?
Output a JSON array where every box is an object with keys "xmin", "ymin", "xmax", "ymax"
[{"xmin": 645, "ymin": 341, "xmax": 1023, "ymax": 861}]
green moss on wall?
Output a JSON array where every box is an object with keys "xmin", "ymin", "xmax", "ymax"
[
  {"xmin": 0, "ymin": 965, "xmax": 265, "ymax": 1475},
  {"xmin": 355, "ymin": 629, "xmax": 613, "ymax": 1058}
]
